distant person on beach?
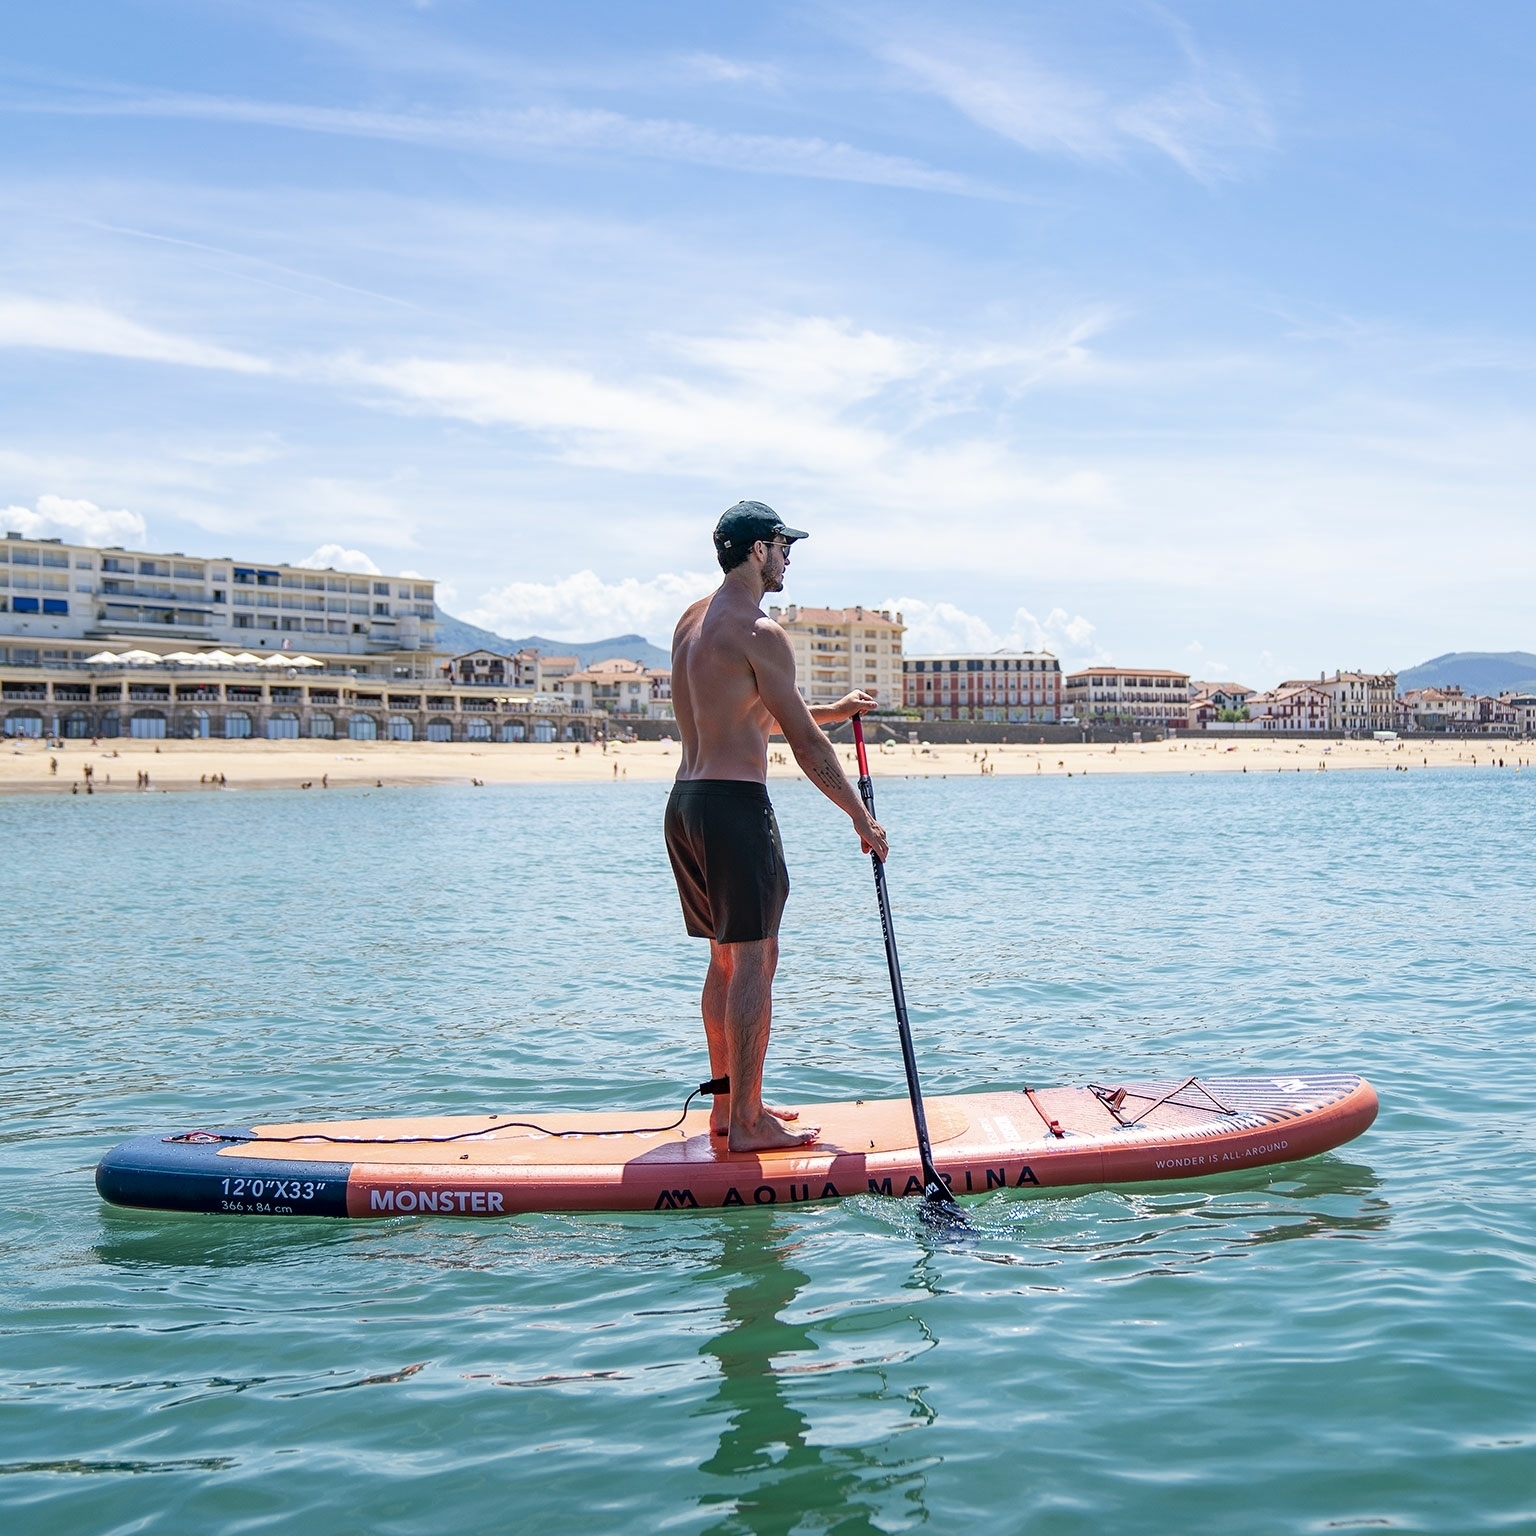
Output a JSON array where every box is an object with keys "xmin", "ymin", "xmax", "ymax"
[{"xmin": 667, "ymin": 500, "xmax": 887, "ymax": 1152}]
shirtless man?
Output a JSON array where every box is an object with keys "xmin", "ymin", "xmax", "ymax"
[{"xmin": 666, "ymin": 501, "xmax": 889, "ymax": 1152}]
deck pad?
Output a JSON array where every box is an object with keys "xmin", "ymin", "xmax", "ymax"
[{"xmin": 96, "ymin": 1073, "xmax": 1377, "ymax": 1218}]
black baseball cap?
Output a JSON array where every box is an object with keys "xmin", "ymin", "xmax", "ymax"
[{"xmin": 713, "ymin": 500, "xmax": 808, "ymax": 556}]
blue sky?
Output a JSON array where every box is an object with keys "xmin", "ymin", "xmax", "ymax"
[{"xmin": 2, "ymin": 2, "xmax": 1532, "ymax": 683}]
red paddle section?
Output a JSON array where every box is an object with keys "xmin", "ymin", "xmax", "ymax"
[{"xmin": 332, "ymin": 1076, "xmax": 1378, "ymax": 1217}]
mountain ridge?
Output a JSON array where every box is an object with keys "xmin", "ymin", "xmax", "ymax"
[
  {"xmin": 433, "ymin": 610, "xmax": 670, "ymax": 670},
  {"xmin": 1396, "ymin": 651, "xmax": 1536, "ymax": 695}
]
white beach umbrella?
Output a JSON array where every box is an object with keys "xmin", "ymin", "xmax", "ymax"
[
  {"xmin": 85, "ymin": 650, "xmax": 121, "ymax": 663},
  {"xmin": 118, "ymin": 649, "xmax": 162, "ymax": 665},
  {"xmin": 289, "ymin": 655, "xmax": 324, "ymax": 668},
  {"xmin": 231, "ymin": 652, "xmax": 265, "ymax": 665},
  {"xmin": 199, "ymin": 651, "xmax": 237, "ymax": 666},
  {"xmin": 161, "ymin": 651, "xmax": 203, "ymax": 664}
]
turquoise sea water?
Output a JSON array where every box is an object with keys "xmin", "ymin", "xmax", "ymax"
[{"xmin": 3, "ymin": 766, "xmax": 1534, "ymax": 1534}]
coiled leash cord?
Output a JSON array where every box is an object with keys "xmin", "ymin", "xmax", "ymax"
[{"xmin": 166, "ymin": 1077, "xmax": 731, "ymax": 1146}]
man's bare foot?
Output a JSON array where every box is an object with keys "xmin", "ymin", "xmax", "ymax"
[
  {"xmin": 728, "ymin": 1110, "xmax": 820, "ymax": 1153},
  {"xmin": 710, "ymin": 1101, "xmax": 799, "ymax": 1136}
]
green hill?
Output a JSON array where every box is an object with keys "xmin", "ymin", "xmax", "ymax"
[{"xmin": 1397, "ymin": 652, "xmax": 1536, "ymax": 695}]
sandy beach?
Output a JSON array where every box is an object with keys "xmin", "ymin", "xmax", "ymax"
[{"xmin": 0, "ymin": 733, "xmax": 1524, "ymax": 796}]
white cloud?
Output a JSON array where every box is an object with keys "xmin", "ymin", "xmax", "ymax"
[
  {"xmin": 296, "ymin": 543, "xmax": 381, "ymax": 573},
  {"xmin": 341, "ymin": 313, "xmax": 1116, "ymax": 526},
  {"xmin": 0, "ymin": 295, "xmax": 271, "ymax": 373},
  {"xmin": 885, "ymin": 595, "xmax": 1102, "ymax": 664},
  {"xmin": 877, "ymin": 29, "xmax": 1271, "ymax": 183},
  {"xmin": 17, "ymin": 91, "xmax": 984, "ymax": 197},
  {"xmin": 467, "ymin": 569, "xmax": 717, "ymax": 642},
  {"xmin": 683, "ymin": 53, "xmax": 782, "ymax": 89},
  {"xmin": 2, "ymin": 493, "xmax": 147, "ymax": 547}
]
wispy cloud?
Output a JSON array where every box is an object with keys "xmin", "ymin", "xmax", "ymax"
[
  {"xmin": 0, "ymin": 295, "xmax": 270, "ymax": 372},
  {"xmin": 6, "ymin": 88, "xmax": 986, "ymax": 196},
  {"xmin": 0, "ymin": 293, "xmax": 1110, "ymax": 529},
  {"xmin": 2, "ymin": 492, "xmax": 147, "ymax": 546},
  {"xmin": 682, "ymin": 53, "xmax": 783, "ymax": 90},
  {"xmin": 338, "ymin": 312, "xmax": 1117, "ymax": 514},
  {"xmin": 467, "ymin": 569, "xmax": 717, "ymax": 641},
  {"xmin": 875, "ymin": 24, "xmax": 1272, "ymax": 183}
]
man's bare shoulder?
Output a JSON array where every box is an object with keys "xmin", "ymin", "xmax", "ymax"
[
  {"xmin": 749, "ymin": 612, "xmax": 792, "ymax": 650},
  {"xmin": 673, "ymin": 593, "xmax": 714, "ymax": 649}
]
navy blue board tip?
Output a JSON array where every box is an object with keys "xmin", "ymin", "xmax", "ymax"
[{"xmin": 96, "ymin": 1132, "xmax": 352, "ymax": 1217}]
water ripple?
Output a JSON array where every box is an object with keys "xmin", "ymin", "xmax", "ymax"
[{"xmin": 2, "ymin": 771, "xmax": 1533, "ymax": 1533}]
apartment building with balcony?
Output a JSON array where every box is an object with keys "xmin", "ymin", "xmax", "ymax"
[
  {"xmin": 1305, "ymin": 671, "xmax": 1398, "ymax": 735},
  {"xmin": 0, "ymin": 532, "xmax": 437, "ymax": 672},
  {"xmin": 903, "ymin": 651, "xmax": 1062, "ymax": 722},
  {"xmin": 1064, "ymin": 668, "xmax": 1191, "ymax": 730},
  {"xmin": 1501, "ymin": 694, "xmax": 1536, "ymax": 735},
  {"xmin": 767, "ymin": 605, "xmax": 904, "ymax": 708},
  {"xmin": 1246, "ymin": 682, "xmax": 1331, "ymax": 731},
  {"xmin": 442, "ymin": 648, "xmax": 565, "ymax": 691}
]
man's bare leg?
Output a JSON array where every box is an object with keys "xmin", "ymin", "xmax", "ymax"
[
  {"xmin": 703, "ymin": 940, "xmax": 800, "ymax": 1137},
  {"xmin": 717, "ymin": 937, "xmax": 818, "ymax": 1151}
]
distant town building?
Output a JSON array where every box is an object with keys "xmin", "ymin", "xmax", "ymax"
[
  {"xmin": 550, "ymin": 656, "xmax": 674, "ymax": 721},
  {"xmin": 1305, "ymin": 671, "xmax": 1397, "ymax": 735},
  {"xmin": 442, "ymin": 646, "xmax": 577, "ymax": 694},
  {"xmin": 767, "ymin": 605, "xmax": 905, "ymax": 709},
  {"xmin": 443, "ymin": 649, "xmax": 514, "ymax": 687},
  {"xmin": 1476, "ymin": 695, "xmax": 1519, "ymax": 734},
  {"xmin": 903, "ymin": 651, "xmax": 1061, "ymax": 722},
  {"xmin": 1188, "ymin": 681, "xmax": 1256, "ymax": 728},
  {"xmin": 1064, "ymin": 668, "xmax": 1191, "ymax": 730},
  {"xmin": 1246, "ymin": 682, "xmax": 1331, "ymax": 731},
  {"xmin": 1400, "ymin": 686, "xmax": 1478, "ymax": 732},
  {"xmin": 1502, "ymin": 694, "xmax": 1536, "ymax": 735},
  {"xmin": 1191, "ymin": 681, "xmax": 1254, "ymax": 709},
  {"xmin": 0, "ymin": 532, "xmax": 437, "ymax": 669}
]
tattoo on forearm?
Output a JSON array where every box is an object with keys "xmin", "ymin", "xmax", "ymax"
[{"xmin": 808, "ymin": 759, "xmax": 848, "ymax": 796}]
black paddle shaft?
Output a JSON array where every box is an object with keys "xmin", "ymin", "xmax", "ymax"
[{"xmin": 851, "ymin": 717, "xmax": 956, "ymax": 1210}]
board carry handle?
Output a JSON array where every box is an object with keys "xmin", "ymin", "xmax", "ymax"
[{"xmin": 851, "ymin": 714, "xmax": 961, "ymax": 1218}]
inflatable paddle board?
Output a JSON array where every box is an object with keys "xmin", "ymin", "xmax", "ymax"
[{"xmin": 96, "ymin": 1072, "xmax": 1376, "ymax": 1218}]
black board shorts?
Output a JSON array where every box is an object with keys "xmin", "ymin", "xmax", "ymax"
[{"xmin": 664, "ymin": 779, "xmax": 790, "ymax": 943}]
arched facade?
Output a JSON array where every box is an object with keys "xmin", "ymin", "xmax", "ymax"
[{"xmin": 4, "ymin": 709, "xmax": 43, "ymax": 738}]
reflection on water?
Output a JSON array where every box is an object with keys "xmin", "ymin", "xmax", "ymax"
[
  {"xmin": 982, "ymin": 1158, "xmax": 1391, "ymax": 1278},
  {"xmin": 696, "ymin": 1218, "xmax": 932, "ymax": 1536}
]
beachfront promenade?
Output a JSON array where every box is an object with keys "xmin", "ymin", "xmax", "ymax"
[{"xmin": 1, "ymin": 733, "xmax": 1522, "ymax": 796}]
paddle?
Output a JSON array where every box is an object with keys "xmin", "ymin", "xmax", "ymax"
[{"xmin": 851, "ymin": 715, "xmax": 964, "ymax": 1223}]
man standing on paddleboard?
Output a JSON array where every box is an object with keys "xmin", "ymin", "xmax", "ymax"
[{"xmin": 668, "ymin": 501, "xmax": 888, "ymax": 1152}]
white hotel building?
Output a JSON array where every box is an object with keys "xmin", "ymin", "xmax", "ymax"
[
  {"xmin": 0, "ymin": 532, "xmax": 437, "ymax": 666},
  {"xmin": 0, "ymin": 533, "xmax": 587, "ymax": 744}
]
